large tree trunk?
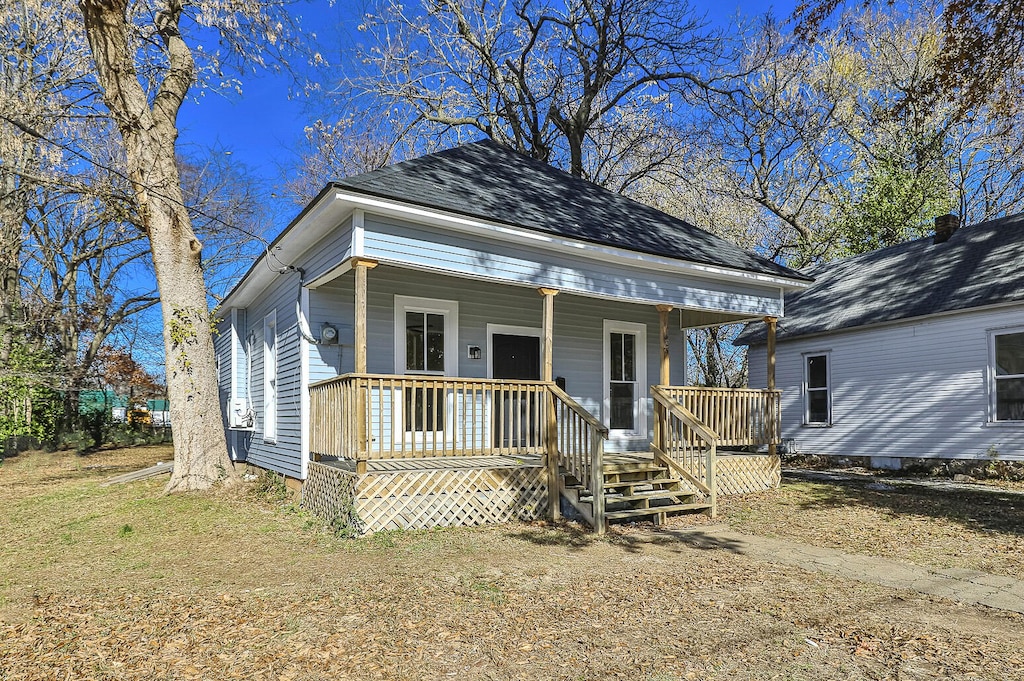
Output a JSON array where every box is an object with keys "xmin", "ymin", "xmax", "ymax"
[
  {"xmin": 80, "ymin": 0, "xmax": 234, "ymax": 491},
  {"xmin": 0, "ymin": 156, "xmax": 27, "ymax": 367}
]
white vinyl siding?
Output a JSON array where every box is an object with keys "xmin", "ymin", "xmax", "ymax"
[{"xmin": 748, "ymin": 303, "xmax": 1024, "ymax": 462}]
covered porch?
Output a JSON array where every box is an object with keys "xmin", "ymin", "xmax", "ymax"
[{"xmin": 302, "ymin": 258, "xmax": 783, "ymax": 534}]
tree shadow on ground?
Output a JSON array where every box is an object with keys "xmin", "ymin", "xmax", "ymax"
[{"xmin": 781, "ymin": 472, "xmax": 1024, "ymax": 537}]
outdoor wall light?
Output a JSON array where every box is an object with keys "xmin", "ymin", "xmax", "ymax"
[{"xmin": 467, "ymin": 345, "xmax": 482, "ymax": 360}]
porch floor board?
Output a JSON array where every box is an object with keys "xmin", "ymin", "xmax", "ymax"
[{"xmin": 319, "ymin": 454, "xmax": 545, "ymax": 473}]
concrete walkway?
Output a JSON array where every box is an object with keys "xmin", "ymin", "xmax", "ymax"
[{"xmin": 660, "ymin": 524, "xmax": 1024, "ymax": 615}]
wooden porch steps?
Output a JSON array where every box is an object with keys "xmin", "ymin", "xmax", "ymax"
[
  {"xmin": 605, "ymin": 502, "xmax": 710, "ymax": 521},
  {"xmin": 562, "ymin": 456, "xmax": 711, "ymax": 526}
]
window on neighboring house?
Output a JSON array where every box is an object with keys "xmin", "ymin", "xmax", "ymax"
[
  {"xmin": 263, "ymin": 310, "xmax": 278, "ymax": 442},
  {"xmin": 804, "ymin": 353, "xmax": 830, "ymax": 425},
  {"xmin": 992, "ymin": 329, "xmax": 1024, "ymax": 422},
  {"xmin": 395, "ymin": 296, "xmax": 458, "ymax": 434}
]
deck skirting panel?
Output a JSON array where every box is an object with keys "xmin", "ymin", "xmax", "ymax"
[
  {"xmin": 302, "ymin": 461, "xmax": 361, "ymax": 532},
  {"xmin": 302, "ymin": 461, "xmax": 548, "ymax": 534},
  {"xmin": 713, "ymin": 454, "xmax": 781, "ymax": 495}
]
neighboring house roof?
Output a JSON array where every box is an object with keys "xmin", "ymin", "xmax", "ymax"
[
  {"xmin": 330, "ymin": 139, "xmax": 809, "ymax": 282},
  {"xmin": 737, "ymin": 212, "xmax": 1024, "ymax": 345}
]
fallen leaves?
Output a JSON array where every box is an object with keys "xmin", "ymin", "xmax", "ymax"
[{"xmin": 2, "ymin": 449, "xmax": 1024, "ymax": 679}]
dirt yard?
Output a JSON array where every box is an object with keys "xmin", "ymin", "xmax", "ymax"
[{"xmin": 1, "ymin": 446, "xmax": 1022, "ymax": 680}]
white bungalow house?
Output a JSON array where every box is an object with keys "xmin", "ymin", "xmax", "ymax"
[
  {"xmin": 215, "ymin": 140, "xmax": 811, "ymax": 532},
  {"xmin": 741, "ymin": 213, "xmax": 1024, "ymax": 470}
]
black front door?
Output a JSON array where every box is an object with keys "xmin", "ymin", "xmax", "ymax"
[
  {"xmin": 491, "ymin": 334, "xmax": 541, "ymax": 448},
  {"xmin": 492, "ymin": 334, "xmax": 541, "ymax": 380}
]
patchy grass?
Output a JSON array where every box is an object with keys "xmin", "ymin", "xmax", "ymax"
[
  {"xmin": 718, "ymin": 477, "xmax": 1024, "ymax": 579},
  {"xmin": 2, "ymin": 447, "xmax": 1023, "ymax": 680}
]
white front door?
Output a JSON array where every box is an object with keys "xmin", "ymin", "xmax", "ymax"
[{"xmin": 603, "ymin": 319, "xmax": 647, "ymax": 439}]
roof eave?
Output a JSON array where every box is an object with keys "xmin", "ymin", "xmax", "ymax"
[{"xmin": 329, "ymin": 184, "xmax": 813, "ymax": 291}]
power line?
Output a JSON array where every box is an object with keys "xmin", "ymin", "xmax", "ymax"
[{"xmin": 0, "ymin": 111, "xmax": 291, "ymax": 273}]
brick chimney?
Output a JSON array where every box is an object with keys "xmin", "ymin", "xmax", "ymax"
[{"xmin": 934, "ymin": 213, "xmax": 960, "ymax": 244}]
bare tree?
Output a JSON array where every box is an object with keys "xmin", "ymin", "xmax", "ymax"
[
  {"xmin": 337, "ymin": 0, "xmax": 741, "ymax": 180},
  {"xmin": 76, "ymin": 0, "xmax": 304, "ymax": 491},
  {"xmin": 0, "ymin": 0, "xmax": 94, "ymax": 366},
  {"xmin": 794, "ymin": 0, "xmax": 1024, "ymax": 113},
  {"xmin": 20, "ymin": 159, "xmax": 157, "ymax": 429},
  {"xmin": 699, "ymin": 6, "xmax": 1024, "ymax": 266}
]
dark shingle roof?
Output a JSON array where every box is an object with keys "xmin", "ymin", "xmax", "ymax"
[
  {"xmin": 332, "ymin": 139, "xmax": 808, "ymax": 281},
  {"xmin": 737, "ymin": 212, "xmax": 1024, "ymax": 345}
]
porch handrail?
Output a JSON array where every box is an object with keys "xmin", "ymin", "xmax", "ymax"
[
  {"xmin": 651, "ymin": 385, "xmax": 717, "ymax": 517},
  {"xmin": 549, "ymin": 384, "xmax": 608, "ymax": 534},
  {"xmin": 309, "ymin": 373, "xmax": 553, "ymax": 389},
  {"xmin": 661, "ymin": 386, "xmax": 781, "ymax": 447}
]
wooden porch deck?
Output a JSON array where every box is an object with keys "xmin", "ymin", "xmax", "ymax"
[
  {"xmin": 316, "ymin": 452, "xmax": 674, "ymax": 473},
  {"xmin": 318, "ymin": 454, "xmax": 544, "ymax": 473},
  {"xmin": 304, "ymin": 451, "xmax": 779, "ymax": 534},
  {"xmin": 302, "ymin": 374, "xmax": 782, "ymax": 534}
]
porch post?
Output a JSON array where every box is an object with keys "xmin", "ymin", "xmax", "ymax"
[
  {"xmin": 353, "ymin": 258, "xmax": 378, "ymax": 374},
  {"xmin": 656, "ymin": 305, "xmax": 673, "ymax": 386},
  {"xmin": 353, "ymin": 258, "xmax": 378, "ymax": 474},
  {"xmin": 539, "ymin": 287, "xmax": 560, "ymax": 520},
  {"xmin": 540, "ymin": 288, "xmax": 558, "ymax": 381},
  {"xmin": 764, "ymin": 316, "xmax": 778, "ymax": 459}
]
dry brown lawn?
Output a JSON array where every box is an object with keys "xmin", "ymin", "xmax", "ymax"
[
  {"xmin": 717, "ymin": 473, "xmax": 1024, "ymax": 580},
  {"xmin": 1, "ymin": 446, "xmax": 1022, "ymax": 680}
]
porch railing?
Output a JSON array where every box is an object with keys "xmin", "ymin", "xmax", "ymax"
[
  {"xmin": 651, "ymin": 385, "xmax": 717, "ymax": 516},
  {"xmin": 308, "ymin": 373, "xmax": 608, "ymax": 531},
  {"xmin": 550, "ymin": 384, "xmax": 608, "ymax": 534},
  {"xmin": 310, "ymin": 374, "xmax": 553, "ymax": 462},
  {"xmin": 661, "ymin": 386, "xmax": 781, "ymax": 447}
]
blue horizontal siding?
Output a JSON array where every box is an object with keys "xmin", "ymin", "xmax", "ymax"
[{"xmin": 362, "ymin": 216, "xmax": 783, "ymax": 316}]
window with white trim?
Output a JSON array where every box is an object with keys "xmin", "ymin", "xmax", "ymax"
[
  {"xmin": 263, "ymin": 310, "xmax": 278, "ymax": 442},
  {"xmin": 395, "ymin": 296, "xmax": 459, "ymax": 434},
  {"xmin": 992, "ymin": 328, "xmax": 1024, "ymax": 422},
  {"xmin": 603, "ymin": 320, "xmax": 647, "ymax": 436},
  {"xmin": 803, "ymin": 352, "xmax": 830, "ymax": 425}
]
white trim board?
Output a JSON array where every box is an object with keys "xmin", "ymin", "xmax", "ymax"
[{"xmin": 393, "ymin": 295, "xmax": 461, "ymax": 377}]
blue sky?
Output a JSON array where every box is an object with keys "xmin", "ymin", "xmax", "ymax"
[
  {"xmin": 176, "ymin": 0, "xmax": 798, "ymax": 227},
  {"xmin": 130, "ymin": 1, "xmax": 798, "ymax": 375}
]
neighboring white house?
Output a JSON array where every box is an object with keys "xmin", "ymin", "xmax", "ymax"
[{"xmin": 740, "ymin": 213, "xmax": 1024, "ymax": 469}]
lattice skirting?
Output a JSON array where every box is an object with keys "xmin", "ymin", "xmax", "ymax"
[
  {"xmin": 716, "ymin": 454, "xmax": 780, "ymax": 495},
  {"xmin": 302, "ymin": 463, "xmax": 548, "ymax": 535},
  {"xmin": 302, "ymin": 462, "xmax": 362, "ymax": 532}
]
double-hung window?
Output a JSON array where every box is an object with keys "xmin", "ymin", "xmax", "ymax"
[
  {"xmin": 991, "ymin": 329, "xmax": 1024, "ymax": 422},
  {"xmin": 263, "ymin": 310, "xmax": 278, "ymax": 442},
  {"xmin": 803, "ymin": 352, "xmax": 830, "ymax": 426},
  {"xmin": 395, "ymin": 296, "xmax": 458, "ymax": 435}
]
